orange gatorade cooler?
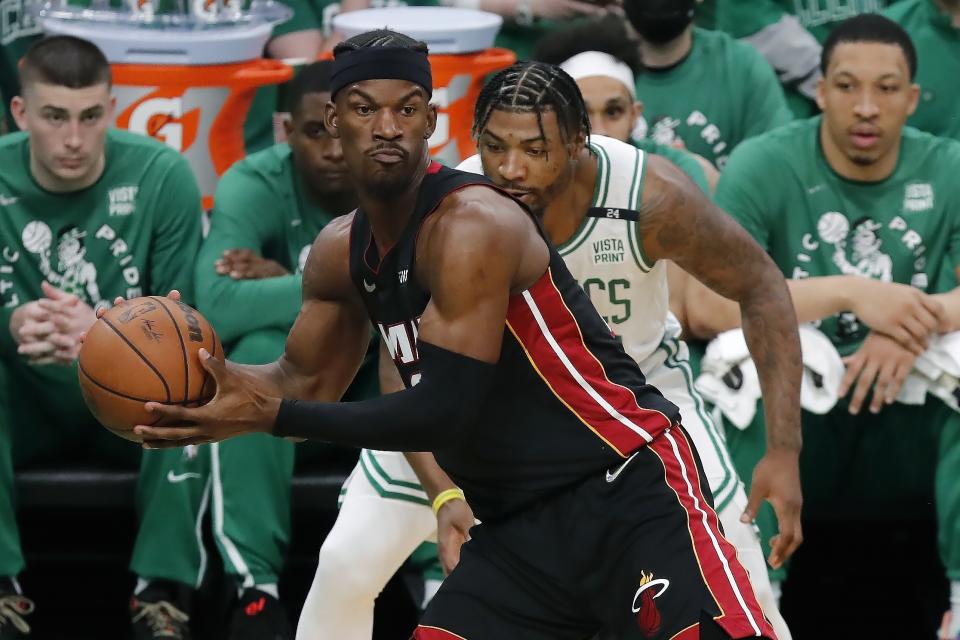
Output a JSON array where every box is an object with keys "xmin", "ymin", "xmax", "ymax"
[
  {"xmin": 332, "ymin": 7, "xmax": 515, "ymax": 166},
  {"xmin": 39, "ymin": 1, "xmax": 293, "ymax": 209}
]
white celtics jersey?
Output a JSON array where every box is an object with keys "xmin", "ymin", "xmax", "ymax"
[
  {"xmin": 458, "ymin": 135, "xmax": 680, "ymax": 366},
  {"xmin": 558, "ymin": 135, "xmax": 681, "ymax": 365}
]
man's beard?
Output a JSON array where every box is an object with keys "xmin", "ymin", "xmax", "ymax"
[
  {"xmin": 850, "ymin": 153, "xmax": 877, "ymax": 167},
  {"xmin": 624, "ymin": 0, "xmax": 696, "ymax": 45},
  {"xmin": 363, "ymin": 172, "xmax": 412, "ymax": 198}
]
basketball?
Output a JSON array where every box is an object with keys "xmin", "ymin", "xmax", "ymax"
[
  {"xmin": 817, "ymin": 211, "xmax": 850, "ymax": 245},
  {"xmin": 78, "ymin": 296, "xmax": 222, "ymax": 442},
  {"xmin": 21, "ymin": 221, "xmax": 52, "ymax": 253}
]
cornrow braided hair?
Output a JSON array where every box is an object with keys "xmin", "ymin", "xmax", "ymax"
[
  {"xmin": 473, "ymin": 61, "xmax": 591, "ymax": 148},
  {"xmin": 333, "ymin": 29, "xmax": 429, "ymax": 58}
]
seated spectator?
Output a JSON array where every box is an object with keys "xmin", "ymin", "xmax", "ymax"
[
  {"xmin": 128, "ymin": 60, "xmax": 376, "ymax": 640},
  {"xmin": 532, "ymin": 14, "xmax": 719, "ymax": 193},
  {"xmin": 677, "ymin": 15, "xmax": 960, "ymax": 635},
  {"xmin": 884, "ymin": 0, "xmax": 960, "ymax": 141},
  {"xmin": 0, "ymin": 35, "xmax": 202, "ymax": 639},
  {"xmin": 623, "ymin": 0, "xmax": 793, "ymax": 169}
]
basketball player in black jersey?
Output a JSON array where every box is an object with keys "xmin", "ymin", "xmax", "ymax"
[{"xmin": 132, "ymin": 29, "xmax": 792, "ymax": 639}]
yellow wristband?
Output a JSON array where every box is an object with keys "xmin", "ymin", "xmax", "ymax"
[{"xmin": 432, "ymin": 488, "xmax": 466, "ymax": 515}]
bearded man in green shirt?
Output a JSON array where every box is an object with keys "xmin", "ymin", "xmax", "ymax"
[
  {"xmin": 624, "ymin": 0, "xmax": 793, "ymax": 170},
  {"xmin": 0, "ymin": 35, "xmax": 202, "ymax": 639}
]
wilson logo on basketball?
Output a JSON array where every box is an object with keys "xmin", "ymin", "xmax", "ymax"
[
  {"xmin": 177, "ymin": 301, "xmax": 205, "ymax": 343},
  {"xmin": 632, "ymin": 570, "xmax": 669, "ymax": 637}
]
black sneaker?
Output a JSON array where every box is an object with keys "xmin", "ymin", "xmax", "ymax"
[
  {"xmin": 228, "ymin": 589, "xmax": 292, "ymax": 640},
  {"xmin": 0, "ymin": 579, "xmax": 33, "ymax": 639},
  {"xmin": 130, "ymin": 581, "xmax": 191, "ymax": 640}
]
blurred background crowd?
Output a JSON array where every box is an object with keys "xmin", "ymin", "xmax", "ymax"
[{"xmin": 1, "ymin": 0, "xmax": 959, "ymax": 639}]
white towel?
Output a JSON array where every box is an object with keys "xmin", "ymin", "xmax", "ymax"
[
  {"xmin": 694, "ymin": 326, "xmax": 844, "ymax": 429},
  {"xmin": 899, "ymin": 331, "xmax": 960, "ymax": 411},
  {"xmin": 694, "ymin": 330, "xmax": 763, "ymax": 430},
  {"xmin": 797, "ymin": 325, "xmax": 845, "ymax": 415}
]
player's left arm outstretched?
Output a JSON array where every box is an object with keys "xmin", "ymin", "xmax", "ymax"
[
  {"xmin": 639, "ymin": 154, "xmax": 804, "ymax": 569},
  {"xmin": 133, "ymin": 187, "xmax": 545, "ymax": 452}
]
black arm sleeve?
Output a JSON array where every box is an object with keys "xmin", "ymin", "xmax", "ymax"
[{"xmin": 273, "ymin": 341, "xmax": 496, "ymax": 450}]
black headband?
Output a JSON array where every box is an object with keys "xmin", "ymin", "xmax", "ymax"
[{"xmin": 330, "ymin": 47, "xmax": 433, "ymax": 99}]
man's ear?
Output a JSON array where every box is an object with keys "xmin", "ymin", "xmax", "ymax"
[
  {"xmin": 424, "ymin": 103, "xmax": 438, "ymax": 140},
  {"xmin": 906, "ymin": 82, "xmax": 920, "ymax": 117},
  {"xmin": 324, "ymin": 100, "xmax": 340, "ymax": 139},
  {"xmin": 282, "ymin": 116, "xmax": 295, "ymax": 141},
  {"xmin": 569, "ymin": 129, "xmax": 587, "ymax": 156},
  {"xmin": 10, "ymin": 95, "xmax": 27, "ymax": 132},
  {"xmin": 815, "ymin": 77, "xmax": 826, "ymax": 111}
]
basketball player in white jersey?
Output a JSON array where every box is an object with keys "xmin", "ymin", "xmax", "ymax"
[
  {"xmin": 456, "ymin": 60, "xmax": 795, "ymax": 639},
  {"xmin": 296, "ymin": 60, "xmax": 801, "ymax": 640}
]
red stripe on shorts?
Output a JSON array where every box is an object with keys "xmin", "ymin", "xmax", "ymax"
[
  {"xmin": 411, "ymin": 624, "xmax": 468, "ymax": 640},
  {"xmin": 649, "ymin": 428, "xmax": 776, "ymax": 639}
]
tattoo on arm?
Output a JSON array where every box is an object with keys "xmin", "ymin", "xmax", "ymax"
[{"xmin": 639, "ymin": 155, "xmax": 802, "ymax": 452}]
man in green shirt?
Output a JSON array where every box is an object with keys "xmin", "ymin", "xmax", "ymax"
[
  {"xmin": 884, "ymin": 0, "xmax": 960, "ymax": 141},
  {"xmin": 128, "ymin": 60, "xmax": 376, "ymax": 640},
  {"xmin": 531, "ymin": 14, "xmax": 717, "ymax": 194},
  {"xmin": 0, "ymin": 35, "xmax": 202, "ymax": 639},
  {"xmin": 693, "ymin": 15, "xmax": 960, "ymax": 635},
  {"xmin": 623, "ymin": 0, "xmax": 794, "ymax": 169}
]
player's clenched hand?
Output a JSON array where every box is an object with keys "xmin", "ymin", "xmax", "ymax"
[
  {"xmin": 849, "ymin": 279, "xmax": 945, "ymax": 354},
  {"xmin": 839, "ymin": 331, "xmax": 917, "ymax": 415},
  {"xmin": 436, "ymin": 498, "xmax": 476, "ymax": 576},
  {"xmin": 133, "ymin": 349, "xmax": 281, "ymax": 448},
  {"xmin": 216, "ymin": 249, "xmax": 289, "ymax": 280},
  {"xmin": 742, "ymin": 448, "xmax": 802, "ymax": 570}
]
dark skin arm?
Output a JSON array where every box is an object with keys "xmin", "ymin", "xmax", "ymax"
[
  {"xmin": 132, "ymin": 216, "xmax": 372, "ymax": 447},
  {"xmin": 379, "ymin": 341, "xmax": 477, "ymax": 574},
  {"xmin": 132, "ymin": 185, "xmax": 549, "ymax": 444},
  {"xmin": 640, "ymin": 155, "xmax": 803, "ymax": 569}
]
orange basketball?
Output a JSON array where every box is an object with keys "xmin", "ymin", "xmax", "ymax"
[{"xmin": 78, "ymin": 296, "xmax": 222, "ymax": 442}]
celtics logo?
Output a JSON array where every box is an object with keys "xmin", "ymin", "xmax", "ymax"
[
  {"xmin": 649, "ymin": 116, "xmax": 681, "ymax": 147},
  {"xmin": 817, "ymin": 212, "xmax": 893, "ymax": 282},
  {"xmin": 20, "ymin": 221, "xmax": 101, "ymax": 304},
  {"xmin": 810, "ymin": 210, "xmax": 931, "ymax": 342}
]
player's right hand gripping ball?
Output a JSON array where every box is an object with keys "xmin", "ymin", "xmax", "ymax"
[{"xmin": 78, "ymin": 296, "xmax": 222, "ymax": 442}]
